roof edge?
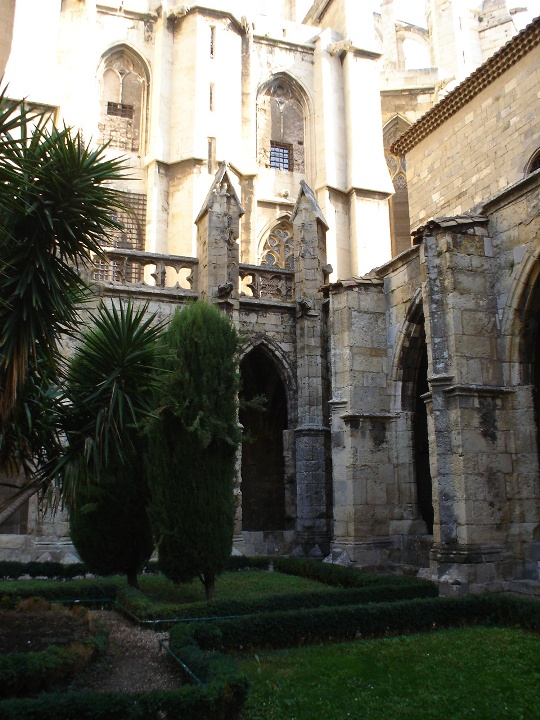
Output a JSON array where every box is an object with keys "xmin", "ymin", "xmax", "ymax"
[{"xmin": 391, "ymin": 15, "xmax": 540, "ymax": 156}]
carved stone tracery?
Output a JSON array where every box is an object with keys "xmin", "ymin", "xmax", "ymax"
[{"xmin": 260, "ymin": 221, "xmax": 294, "ymax": 270}]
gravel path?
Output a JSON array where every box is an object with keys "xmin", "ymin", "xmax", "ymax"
[{"xmin": 69, "ymin": 611, "xmax": 184, "ymax": 693}]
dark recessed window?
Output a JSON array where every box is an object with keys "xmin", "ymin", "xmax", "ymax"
[
  {"xmin": 107, "ymin": 101, "xmax": 134, "ymax": 119},
  {"xmin": 270, "ymin": 141, "xmax": 293, "ymax": 171},
  {"xmin": 528, "ymin": 150, "xmax": 540, "ymax": 175}
]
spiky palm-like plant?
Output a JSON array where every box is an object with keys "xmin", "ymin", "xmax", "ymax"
[
  {"xmin": 0, "ymin": 88, "xmax": 129, "ymax": 522},
  {"xmin": 61, "ymin": 300, "xmax": 164, "ymax": 503},
  {"xmin": 65, "ymin": 300, "xmax": 163, "ymax": 586}
]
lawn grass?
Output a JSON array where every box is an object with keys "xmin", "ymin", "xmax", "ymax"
[
  {"xmin": 239, "ymin": 626, "xmax": 540, "ymax": 720},
  {"xmin": 138, "ymin": 570, "xmax": 328, "ymax": 604}
]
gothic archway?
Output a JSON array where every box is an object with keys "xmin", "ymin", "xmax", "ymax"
[
  {"xmin": 517, "ymin": 262, "xmax": 540, "ymax": 463},
  {"xmin": 399, "ymin": 302, "xmax": 434, "ymax": 534},
  {"xmin": 240, "ymin": 347, "xmax": 289, "ymax": 531}
]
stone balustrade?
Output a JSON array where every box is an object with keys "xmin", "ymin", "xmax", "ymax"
[
  {"xmin": 92, "ymin": 248, "xmax": 199, "ymax": 295},
  {"xmin": 91, "ymin": 250, "xmax": 295, "ymax": 303},
  {"xmin": 239, "ymin": 264, "xmax": 294, "ymax": 302}
]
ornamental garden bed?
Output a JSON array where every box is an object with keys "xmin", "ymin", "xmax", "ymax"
[{"xmin": 2, "ymin": 560, "xmax": 539, "ymax": 720}]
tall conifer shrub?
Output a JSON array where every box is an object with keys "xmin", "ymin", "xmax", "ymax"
[{"xmin": 146, "ymin": 302, "xmax": 240, "ymax": 599}]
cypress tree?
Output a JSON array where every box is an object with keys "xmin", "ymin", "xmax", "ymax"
[{"xmin": 146, "ymin": 302, "xmax": 240, "ymax": 599}]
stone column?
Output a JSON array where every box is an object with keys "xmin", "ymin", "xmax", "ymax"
[
  {"xmin": 419, "ymin": 215, "xmax": 530, "ymax": 591},
  {"xmin": 328, "ymin": 276, "xmax": 398, "ymax": 568},
  {"xmin": 291, "ymin": 181, "xmax": 332, "ymax": 556}
]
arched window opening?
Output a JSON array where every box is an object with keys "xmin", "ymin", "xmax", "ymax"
[
  {"xmin": 384, "ymin": 116, "xmax": 412, "ymax": 257},
  {"xmin": 260, "ymin": 220, "xmax": 294, "ymax": 269},
  {"xmin": 258, "ymin": 77, "xmax": 305, "ymax": 173},
  {"xmin": 240, "ymin": 348, "xmax": 288, "ymax": 532},
  {"xmin": 526, "ymin": 149, "xmax": 540, "ymax": 175},
  {"xmin": 99, "ymin": 49, "xmax": 147, "ymax": 153},
  {"xmin": 401, "ymin": 38, "xmax": 431, "ymax": 70}
]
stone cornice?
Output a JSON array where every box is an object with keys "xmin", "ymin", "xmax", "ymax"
[
  {"xmin": 254, "ymin": 36, "xmax": 315, "ymax": 54},
  {"xmin": 442, "ymin": 384, "xmax": 514, "ymax": 397}
]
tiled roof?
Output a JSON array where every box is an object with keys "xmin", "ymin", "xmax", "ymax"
[
  {"xmin": 391, "ymin": 16, "xmax": 540, "ymax": 156},
  {"xmin": 411, "ymin": 215, "xmax": 488, "ymax": 242}
]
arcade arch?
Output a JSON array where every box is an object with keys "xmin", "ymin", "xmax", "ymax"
[
  {"xmin": 239, "ymin": 343, "xmax": 296, "ymax": 532},
  {"xmin": 397, "ymin": 297, "xmax": 434, "ymax": 533}
]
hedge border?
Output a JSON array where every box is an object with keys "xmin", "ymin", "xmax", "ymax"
[
  {"xmin": 0, "ymin": 556, "xmax": 268, "ymax": 581},
  {"xmin": 116, "ymin": 578, "xmax": 438, "ymax": 623},
  {"xmin": 169, "ymin": 592, "xmax": 540, "ymax": 652},
  {"xmin": 0, "ymin": 606, "xmax": 109, "ymax": 699}
]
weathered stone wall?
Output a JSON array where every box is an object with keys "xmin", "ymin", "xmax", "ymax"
[{"xmin": 405, "ymin": 46, "xmax": 540, "ymax": 229}]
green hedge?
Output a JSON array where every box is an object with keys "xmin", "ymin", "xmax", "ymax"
[
  {"xmin": 116, "ymin": 579, "xmax": 437, "ymax": 623},
  {"xmin": 273, "ymin": 557, "xmax": 423, "ymax": 587},
  {"xmin": 170, "ymin": 593, "xmax": 540, "ymax": 652},
  {"xmin": 1, "ymin": 644, "xmax": 92, "ymax": 699},
  {"xmin": 0, "ymin": 562, "xmax": 89, "ymax": 580},
  {"xmin": 0, "ymin": 617, "xmax": 108, "ymax": 699},
  {"xmin": 0, "ymin": 578, "xmax": 118, "ymax": 604},
  {"xmin": 0, "ymin": 684, "xmax": 248, "ymax": 720}
]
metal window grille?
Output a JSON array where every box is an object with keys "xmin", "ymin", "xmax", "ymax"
[
  {"xmin": 107, "ymin": 101, "xmax": 134, "ymax": 119},
  {"xmin": 270, "ymin": 141, "xmax": 292, "ymax": 171},
  {"xmin": 92, "ymin": 192, "xmax": 146, "ymax": 283}
]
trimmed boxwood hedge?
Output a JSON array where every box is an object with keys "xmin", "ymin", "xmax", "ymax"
[
  {"xmin": 170, "ymin": 593, "xmax": 540, "ymax": 652},
  {"xmin": 0, "ymin": 612, "xmax": 109, "ymax": 699},
  {"xmin": 116, "ymin": 578, "xmax": 438, "ymax": 623},
  {"xmin": 273, "ymin": 557, "xmax": 423, "ymax": 587},
  {"xmin": 0, "ymin": 684, "xmax": 248, "ymax": 720},
  {"xmin": 1, "ymin": 643, "xmax": 95, "ymax": 699},
  {"xmin": 0, "ymin": 578, "xmax": 118, "ymax": 604},
  {"xmin": 0, "ymin": 556, "xmax": 268, "ymax": 581},
  {"xmin": 0, "ymin": 561, "xmax": 89, "ymax": 580}
]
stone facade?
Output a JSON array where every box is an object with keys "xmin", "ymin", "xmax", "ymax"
[{"xmin": 1, "ymin": 0, "xmax": 540, "ymax": 594}]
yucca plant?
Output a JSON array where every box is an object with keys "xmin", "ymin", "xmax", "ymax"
[
  {"xmin": 60, "ymin": 300, "xmax": 165, "ymax": 504},
  {"xmin": 0, "ymin": 87, "xmax": 129, "ymax": 523},
  {"xmin": 64, "ymin": 300, "xmax": 163, "ymax": 587}
]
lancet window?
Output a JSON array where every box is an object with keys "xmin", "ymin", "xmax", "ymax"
[
  {"xmin": 98, "ymin": 48, "xmax": 147, "ymax": 153},
  {"xmin": 258, "ymin": 77, "xmax": 305, "ymax": 173}
]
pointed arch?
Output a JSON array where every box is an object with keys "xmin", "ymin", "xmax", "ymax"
[
  {"xmin": 239, "ymin": 339, "xmax": 297, "ymax": 532},
  {"xmin": 391, "ymin": 289, "xmax": 433, "ymax": 533},
  {"xmin": 256, "ymin": 71, "xmax": 314, "ymax": 178},
  {"xmin": 240, "ymin": 335, "xmax": 297, "ymax": 426},
  {"xmin": 258, "ymin": 217, "xmax": 294, "ymax": 270},
  {"xmin": 390, "ymin": 287, "xmax": 424, "ymax": 405},
  {"xmin": 97, "ymin": 44, "xmax": 150, "ymax": 154},
  {"xmin": 501, "ymin": 245, "xmax": 540, "ymax": 385},
  {"xmin": 383, "ymin": 116, "xmax": 412, "ymax": 257}
]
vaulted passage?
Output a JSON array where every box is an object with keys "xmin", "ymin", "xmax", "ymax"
[
  {"xmin": 240, "ymin": 348, "xmax": 287, "ymax": 531},
  {"xmin": 520, "ymin": 267, "xmax": 540, "ymax": 468},
  {"xmin": 413, "ymin": 341, "xmax": 433, "ymax": 534},
  {"xmin": 401, "ymin": 307, "xmax": 433, "ymax": 534}
]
